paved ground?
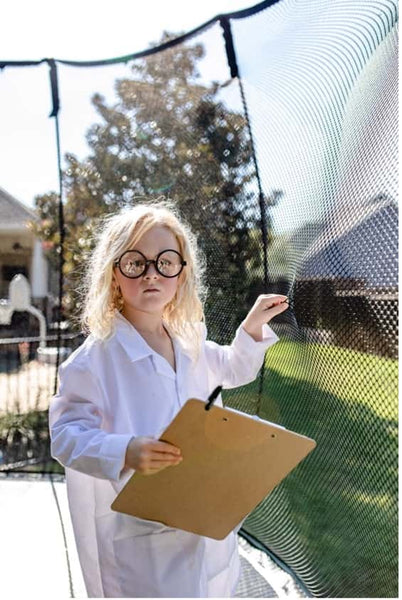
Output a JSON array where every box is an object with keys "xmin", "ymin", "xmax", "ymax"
[
  {"xmin": 0, "ymin": 473, "xmax": 305, "ymax": 598},
  {"xmin": 0, "ymin": 361, "xmax": 307, "ymax": 598},
  {"xmin": 0, "ymin": 473, "xmax": 86, "ymax": 599}
]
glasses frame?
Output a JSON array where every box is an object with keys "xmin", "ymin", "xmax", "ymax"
[{"xmin": 113, "ymin": 248, "xmax": 187, "ymax": 279}]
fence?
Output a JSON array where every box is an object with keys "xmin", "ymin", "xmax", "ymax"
[{"xmin": 0, "ymin": 333, "xmax": 83, "ymax": 470}]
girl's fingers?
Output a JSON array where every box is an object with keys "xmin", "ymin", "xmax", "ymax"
[
  {"xmin": 260, "ymin": 295, "xmax": 288, "ymax": 307},
  {"xmin": 260, "ymin": 294, "xmax": 288, "ymax": 301},
  {"xmin": 263, "ymin": 300, "xmax": 288, "ymax": 311},
  {"xmin": 143, "ymin": 457, "xmax": 182, "ymax": 475},
  {"xmin": 149, "ymin": 455, "xmax": 182, "ymax": 465},
  {"xmin": 150, "ymin": 440, "xmax": 181, "ymax": 456}
]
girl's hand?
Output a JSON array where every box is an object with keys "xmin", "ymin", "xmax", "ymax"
[
  {"xmin": 242, "ymin": 294, "xmax": 289, "ymax": 341},
  {"xmin": 125, "ymin": 436, "xmax": 182, "ymax": 475}
]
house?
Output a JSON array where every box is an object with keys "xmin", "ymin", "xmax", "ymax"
[
  {"xmin": 294, "ymin": 197, "xmax": 398, "ymax": 358},
  {"xmin": 265, "ymin": 196, "xmax": 397, "ymax": 359},
  {"xmin": 0, "ymin": 186, "xmax": 54, "ymax": 331}
]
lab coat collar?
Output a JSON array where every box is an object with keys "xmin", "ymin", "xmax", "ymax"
[
  {"xmin": 113, "ymin": 311, "xmax": 153, "ymax": 363},
  {"xmin": 112, "ymin": 311, "xmax": 192, "ymax": 378}
]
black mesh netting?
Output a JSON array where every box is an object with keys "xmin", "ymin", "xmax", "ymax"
[{"xmin": 0, "ymin": 0, "xmax": 398, "ymax": 597}]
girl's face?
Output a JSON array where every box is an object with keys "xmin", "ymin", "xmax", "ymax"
[{"xmin": 113, "ymin": 225, "xmax": 183, "ymax": 318}]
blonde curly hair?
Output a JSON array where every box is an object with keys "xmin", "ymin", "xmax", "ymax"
[{"xmin": 81, "ymin": 200, "xmax": 207, "ymax": 358}]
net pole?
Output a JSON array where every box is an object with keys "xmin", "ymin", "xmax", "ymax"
[
  {"xmin": 237, "ymin": 76, "xmax": 269, "ymax": 414},
  {"xmin": 47, "ymin": 59, "xmax": 65, "ymax": 395},
  {"xmin": 220, "ymin": 17, "xmax": 269, "ymax": 414},
  {"xmin": 237, "ymin": 77, "xmax": 269, "ymax": 290}
]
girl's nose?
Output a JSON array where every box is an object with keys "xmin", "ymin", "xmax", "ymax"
[{"xmin": 144, "ymin": 262, "xmax": 159, "ymax": 278}]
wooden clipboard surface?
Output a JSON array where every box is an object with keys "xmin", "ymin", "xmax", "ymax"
[{"xmin": 111, "ymin": 399, "xmax": 316, "ymax": 539}]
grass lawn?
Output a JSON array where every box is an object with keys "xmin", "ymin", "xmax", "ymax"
[{"xmin": 223, "ymin": 340, "xmax": 398, "ymax": 598}]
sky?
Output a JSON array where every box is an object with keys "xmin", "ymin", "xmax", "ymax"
[
  {"xmin": 1, "ymin": 0, "xmax": 254, "ymax": 62},
  {"xmin": 1, "ymin": 0, "xmax": 396, "ymax": 240},
  {"xmin": 0, "ymin": 0, "xmax": 327, "ymax": 239},
  {"xmin": 1, "ymin": 0, "xmax": 254, "ymax": 207}
]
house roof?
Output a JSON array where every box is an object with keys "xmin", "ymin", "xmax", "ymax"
[
  {"xmin": 0, "ymin": 186, "xmax": 37, "ymax": 230},
  {"xmin": 299, "ymin": 198, "xmax": 398, "ymax": 288}
]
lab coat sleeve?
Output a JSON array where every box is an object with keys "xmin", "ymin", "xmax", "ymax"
[
  {"xmin": 204, "ymin": 322, "xmax": 280, "ymax": 390},
  {"xmin": 49, "ymin": 359, "xmax": 133, "ymax": 482}
]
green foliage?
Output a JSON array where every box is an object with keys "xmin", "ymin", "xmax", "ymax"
[
  {"xmin": 32, "ymin": 33, "xmax": 266, "ymax": 331},
  {"xmin": 0, "ymin": 409, "xmax": 52, "ymax": 466}
]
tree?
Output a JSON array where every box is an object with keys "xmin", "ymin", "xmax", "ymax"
[{"xmin": 33, "ymin": 33, "xmax": 264, "ymax": 338}]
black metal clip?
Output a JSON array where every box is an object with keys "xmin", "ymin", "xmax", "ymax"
[{"xmin": 205, "ymin": 386, "xmax": 222, "ymax": 411}]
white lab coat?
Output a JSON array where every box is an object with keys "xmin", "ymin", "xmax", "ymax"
[{"xmin": 49, "ymin": 311, "xmax": 279, "ymax": 598}]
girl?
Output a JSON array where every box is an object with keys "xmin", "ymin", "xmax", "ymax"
[{"xmin": 49, "ymin": 201, "xmax": 288, "ymax": 598}]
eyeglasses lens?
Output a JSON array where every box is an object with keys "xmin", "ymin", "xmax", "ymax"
[
  {"xmin": 120, "ymin": 251, "xmax": 146, "ymax": 277},
  {"xmin": 157, "ymin": 251, "xmax": 182, "ymax": 277},
  {"xmin": 119, "ymin": 250, "xmax": 182, "ymax": 277}
]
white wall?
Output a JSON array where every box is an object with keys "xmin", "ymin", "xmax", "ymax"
[{"xmin": 30, "ymin": 239, "xmax": 48, "ymax": 298}]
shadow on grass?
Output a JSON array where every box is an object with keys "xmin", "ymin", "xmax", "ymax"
[{"xmin": 224, "ymin": 369, "xmax": 398, "ymax": 598}]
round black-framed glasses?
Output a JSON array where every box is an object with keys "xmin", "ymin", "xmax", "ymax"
[{"xmin": 113, "ymin": 249, "xmax": 187, "ymax": 279}]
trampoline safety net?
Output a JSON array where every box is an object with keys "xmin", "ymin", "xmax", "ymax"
[{"xmin": 0, "ymin": 0, "xmax": 398, "ymax": 598}]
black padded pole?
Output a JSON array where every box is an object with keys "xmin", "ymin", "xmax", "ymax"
[
  {"xmin": 219, "ymin": 17, "xmax": 239, "ymax": 79},
  {"xmin": 46, "ymin": 59, "xmax": 65, "ymax": 395},
  {"xmin": 219, "ymin": 16, "xmax": 270, "ymax": 415}
]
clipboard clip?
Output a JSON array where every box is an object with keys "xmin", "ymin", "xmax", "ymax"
[{"xmin": 205, "ymin": 386, "xmax": 222, "ymax": 411}]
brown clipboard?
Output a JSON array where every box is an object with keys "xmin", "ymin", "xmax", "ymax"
[{"xmin": 111, "ymin": 398, "xmax": 316, "ymax": 540}]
